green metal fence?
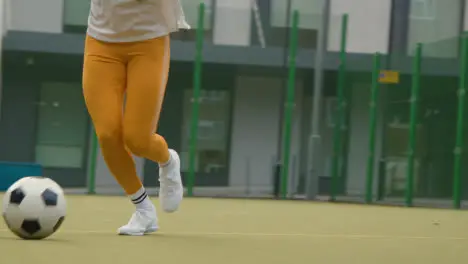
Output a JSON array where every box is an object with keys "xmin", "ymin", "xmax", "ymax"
[
  {"xmin": 329, "ymin": 33, "xmax": 468, "ymax": 209},
  {"xmin": 81, "ymin": 3, "xmax": 468, "ymax": 208},
  {"xmin": 179, "ymin": 3, "xmax": 468, "ymax": 208}
]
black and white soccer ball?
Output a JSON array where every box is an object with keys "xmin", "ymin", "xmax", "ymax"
[{"xmin": 2, "ymin": 177, "xmax": 66, "ymax": 240}]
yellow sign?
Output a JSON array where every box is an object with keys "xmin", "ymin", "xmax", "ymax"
[{"xmin": 379, "ymin": 70, "xmax": 399, "ymax": 84}]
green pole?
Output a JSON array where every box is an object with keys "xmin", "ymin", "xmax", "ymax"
[
  {"xmin": 405, "ymin": 43, "xmax": 422, "ymax": 207},
  {"xmin": 365, "ymin": 53, "xmax": 381, "ymax": 203},
  {"xmin": 453, "ymin": 34, "xmax": 468, "ymax": 209},
  {"xmin": 340, "ymin": 86, "xmax": 352, "ymax": 195},
  {"xmin": 187, "ymin": 3, "xmax": 205, "ymax": 197},
  {"xmin": 87, "ymin": 127, "xmax": 97, "ymax": 194},
  {"xmin": 279, "ymin": 10, "xmax": 299, "ymax": 199},
  {"xmin": 330, "ymin": 14, "xmax": 348, "ymax": 201}
]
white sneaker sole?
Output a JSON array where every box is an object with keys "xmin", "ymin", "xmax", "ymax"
[{"xmin": 118, "ymin": 226, "xmax": 159, "ymax": 236}]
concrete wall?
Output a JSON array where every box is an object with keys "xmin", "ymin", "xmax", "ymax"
[
  {"xmin": 344, "ymin": 82, "xmax": 382, "ymax": 196},
  {"xmin": 270, "ymin": 0, "xmax": 392, "ymax": 53},
  {"xmin": 228, "ymin": 75, "xmax": 304, "ymax": 194},
  {"xmin": 328, "ymin": 0, "xmax": 392, "ymax": 53},
  {"xmin": 228, "ymin": 76, "xmax": 281, "ymax": 193},
  {"xmin": 214, "ymin": 0, "xmax": 252, "ymax": 46},
  {"xmin": 226, "ymin": 74, "xmax": 381, "ymax": 196},
  {"xmin": 9, "ymin": 0, "xmax": 63, "ymax": 33}
]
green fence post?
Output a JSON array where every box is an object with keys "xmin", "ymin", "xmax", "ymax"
[
  {"xmin": 365, "ymin": 52, "xmax": 381, "ymax": 204},
  {"xmin": 330, "ymin": 14, "xmax": 348, "ymax": 201},
  {"xmin": 405, "ymin": 43, "xmax": 422, "ymax": 207},
  {"xmin": 87, "ymin": 128, "xmax": 97, "ymax": 194},
  {"xmin": 187, "ymin": 3, "xmax": 205, "ymax": 197},
  {"xmin": 280, "ymin": 10, "xmax": 299, "ymax": 199},
  {"xmin": 453, "ymin": 34, "xmax": 468, "ymax": 209}
]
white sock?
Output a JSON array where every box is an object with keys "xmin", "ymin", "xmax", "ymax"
[
  {"xmin": 130, "ymin": 187, "xmax": 153, "ymax": 211},
  {"xmin": 159, "ymin": 151, "xmax": 172, "ymax": 168}
]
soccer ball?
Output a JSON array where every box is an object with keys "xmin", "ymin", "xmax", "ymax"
[{"xmin": 2, "ymin": 177, "xmax": 66, "ymax": 240}]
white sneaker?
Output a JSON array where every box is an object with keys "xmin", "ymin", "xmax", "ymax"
[
  {"xmin": 118, "ymin": 208, "xmax": 159, "ymax": 236},
  {"xmin": 159, "ymin": 149, "xmax": 183, "ymax": 213}
]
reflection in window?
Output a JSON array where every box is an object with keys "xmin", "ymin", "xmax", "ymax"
[
  {"xmin": 35, "ymin": 83, "xmax": 89, "ymax": 168},
  {"xmin": 270, "ymin": 0, "xmax": 325, "ymax": 29},
  {"xmin": 171, "ymin": 0, "xmax": 213, "ymax": 42},
  {"xmin": 63, "ymin": 0, "xmax": 90, "ymax": 32},
  {"xmin": 64, "ymin": 0, "xmax": 90, "ymax": 26},
  {"xmin": 269, "ymin": 0, "xmax": 325, "ymax": 48},
  {"xmin": 180, "ymin": 0, "xmax": 212, "ymax": 29},
  {"xmin": 410, "ymin": 0, "xmax": 436, "ymax": 19},
  {"xmin": 181, "ymin": 90, "xmax": 230, "ymax": 174},
  {"xmin": 407, "ymin": 0, "xmax": 461, "ymax": 58},
  {"xmin": 172, "ymin": 0, "xmax": 213, "ymax": 42}
]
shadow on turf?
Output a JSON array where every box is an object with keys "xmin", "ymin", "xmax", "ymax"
[
  {"xmin": 0, "ymin": 234, "xmax": 71, "ymax": 243},
  {"xmin": 141, "ymin": 233, "xmax": 245, "ymax": 242}
]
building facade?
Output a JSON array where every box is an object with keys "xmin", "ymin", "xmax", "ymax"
[{"xmin": 0, "ymin": 0, "xmax": 466, "ymax": 197}]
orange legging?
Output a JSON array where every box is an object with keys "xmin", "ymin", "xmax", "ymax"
[{"xmin": 83, "ymin": 35, "xmax": 170, "ymax": 195}]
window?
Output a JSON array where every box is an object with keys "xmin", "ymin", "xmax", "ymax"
[
  {"xmin": 171, "ymin": 0, "xmax": 214, "ymax": 42},
  {"xmin": 180, "ymin": 89, "xmax": 230, "ymax": 174},
  {"xmin": 270, "ymin": 0, "xmax": 325, "ymax": 29},
  {"xmin": 35, "ymin": 83, "xmax": 89, "ymax": 168},
  {"xmin": 180, "ymin": 0, "xmax": 212, "ymax": 29},
  {"xmin": 407, "ymin": 0, "xmax": 462, "ymax": 58},
  {"xmin": 63, "ymin": 0, "xmax": 90, "ymax": 33},
  {"xmin": 410, "ymin": 0, "xmax": 436, "ymax": 20},
  {"xmin": 269, "ymin": 0, "xmax": 326, "ymax": 49}
]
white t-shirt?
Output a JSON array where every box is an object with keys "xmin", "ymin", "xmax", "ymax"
[{"xmin": 87, "ymin": 0, "xmax": 190, "ymax": 43}]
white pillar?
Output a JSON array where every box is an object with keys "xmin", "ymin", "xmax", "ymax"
[
  {"xmin": 213, "ymin": 0, "xmax": 252, "ymax": 46},
  {"xmin": 328, "ymin": 0, "xmax": 392, "ymax": 53}
]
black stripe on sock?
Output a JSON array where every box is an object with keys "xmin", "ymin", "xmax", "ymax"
[
  {"xmin": 132, "ymin": 192, "xmax": 147, "ymax": 204},
  {"xmin": 133, "ymin": 194, "xmax": 148, "ymax": 205}
]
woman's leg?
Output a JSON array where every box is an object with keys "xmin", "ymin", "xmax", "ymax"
[
  {"xmin": 123, "ymin": 37, "xmax": 170, "ymax": 163},
  {"xmin": 124, "ymin": 35, "xmax": 183, "ymax": 213},
  {"xmin": 83, "ymin": 36, "xmax": 158, "ymax": 235},
  {"xmin": 83, "ymin": 36, "xmax": 143, "ymax": 195}
]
